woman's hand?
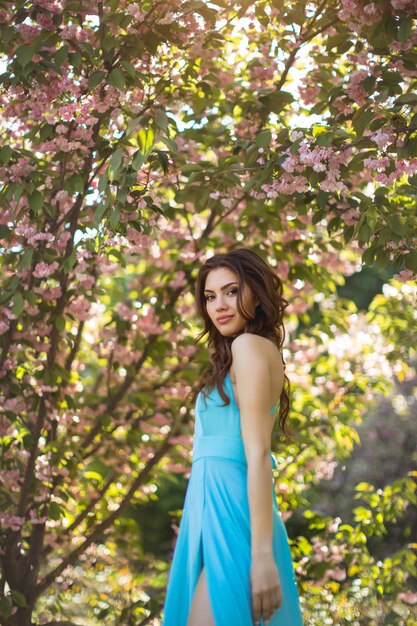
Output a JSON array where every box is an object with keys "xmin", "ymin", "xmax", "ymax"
[{"xmin": 250, "ymin": 553, "xmax": 282, "ymax": 625}]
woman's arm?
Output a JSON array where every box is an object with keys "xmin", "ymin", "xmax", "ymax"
[
  {"xmin": 231, "ymin": 333, "xmax": 284, "ymax": 624},
  {"xmin": 231, "ymin": 333, "xmax": 282, "ymax": 555}
]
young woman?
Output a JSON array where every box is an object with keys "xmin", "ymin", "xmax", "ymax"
[{"xmin": 162, "ymin": 248, "xmax": 303, "ymax": 626}]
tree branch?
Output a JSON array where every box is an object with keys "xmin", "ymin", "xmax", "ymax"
[{"xmin": 35, "ymin": 427, "xmax": 182, "ymax": 598}]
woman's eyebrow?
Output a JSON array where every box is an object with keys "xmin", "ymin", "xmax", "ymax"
[{"xmin": 204, "ymin": 282, "xmax": 239, "ymax": 294}]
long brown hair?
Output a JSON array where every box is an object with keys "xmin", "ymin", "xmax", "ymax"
[{"xmin": 194, "ymin": 248, "xmax": 292, "ymax": 439}]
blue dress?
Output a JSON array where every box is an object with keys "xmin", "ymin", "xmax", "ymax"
[{"xmin": 162, "ymin": 372, "xmax": 303, "ymax": 626}]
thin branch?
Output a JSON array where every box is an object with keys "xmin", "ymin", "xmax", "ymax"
[
  {"xmin": 63, "ymin": 470, "xmax": 117, "ymax": 535},
  {"xmin": 64, "ymin": 320, "xmax": 84, "ymax": 371},
  {"xmin": 35, "ymin": 427, "xmax": 181, "ymax": 597}
]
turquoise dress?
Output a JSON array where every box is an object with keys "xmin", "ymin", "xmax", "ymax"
[{"xmin": 162, "ymin": 372, "xmax": 303, "ymax": 626}]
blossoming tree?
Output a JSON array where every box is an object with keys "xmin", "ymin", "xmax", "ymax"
[{"xmin": 0, "ymin": 1, "xmax": 416, "ymax": 625}]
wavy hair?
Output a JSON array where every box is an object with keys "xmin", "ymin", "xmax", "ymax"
[{"xmin": 194, "ymin": 248, "xmax": 293, "ymax": 439}]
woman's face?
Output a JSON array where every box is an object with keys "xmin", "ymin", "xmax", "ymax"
[{"xmin": 203, "ymin": 267, "xmax": 258, "ymax": 337}]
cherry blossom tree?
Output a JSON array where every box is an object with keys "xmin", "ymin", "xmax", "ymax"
[{"xmin": 0, "ymin": 1, "xmax": 416, "ymax": 624}]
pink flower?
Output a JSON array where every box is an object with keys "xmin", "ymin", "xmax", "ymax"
[
  {"xmin": 397, "ymin": 591, "xmax": 417, "ymax": 605},
  {"xmin": 341, "ymin": 208, "xmax": 361, "ymax": 225},
  {"xmin": 29, "ymin": 509, "xmax": 47, "ymax": 525},
  {"xmin": 327, "ymin": 567, "xmax": 346, "ymax": 581},
  {"xmin": 33, "ymin": 261, "xmax": 59, "ymax": 279},
  {"xmin": 393, "ymin": 269, "xmax": 415, "ymax": 282},
  {"xmin": 67, "ymin": 295, "xmax": 92, "ymax": 321},
  {"xmin": 0, "ymin": 514, "xmax": 25, "ymax": 531}
]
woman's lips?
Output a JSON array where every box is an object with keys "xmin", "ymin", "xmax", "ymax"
[{"xmin": 217, "ymin": 315, "xmax": 233, "ymax": 324}]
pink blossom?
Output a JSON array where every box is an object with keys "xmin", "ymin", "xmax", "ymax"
[
  {"xmin": 33, "ymin": 261, "xmax": 59, "ymax": 279},
  {"xmin": 341, "ymin": 208, "xmax": 361, "ymax": 226},
  {"xmin": 393, "ymin": 269, "xmax": 415, "ymax": 282},
  {"xmin": 0, "ymin": 470, "xmax": 22, "ymax": 492},
  {"xmin": 397, "ymin": 591, "xmax": 417, "ymax": 605},
  {"xmin": 152, "ymin": 412, "xmax": 171, "ymax": 426},
  {"xmin": 372, "ymin": 129, "xmax": 396, "ymax": 148},
  {"xmin": 9, "ymin": 157, "xmax": 35, "ymax": 183},
  {"xmin": 346, "ymin": 69, "xmax": 369, "ymax": 105},
  {"xmin": 298, "ymin": 84, "xmax": 321, "ymax": 106},
  {"xmin": 117, "ymin": 302, "xmax": 135, "ymax": 322},
  {"xmin": 137, "ymin": 307, "xmax": 165, "ymax": 335},
  {"xmin": 327, "ymin": 567, "xmax": 347, "ymax": 581},
  {"xmin": 0, "ymin": 320, "xmax": 10, "ymax": 335},
  {"xmin": 276, "ymin": 260, "xmax": 290, "ymax": 280},
  {"xmin": 29, "ymin": 509, "xmax": 47, "ymax": 525},
  {"xmin": 364, "ymin": 156, "xmax": 390, "ymax": 171},
  {"xmin": 0, "ymin": 514, "xmax": 25, "ymax": 531},
  {"xmin": 169, "ymin": 271, "xmax": 188, "ymax": 289},
  {"xmin": 390, "ymin": 0, "xmax": 417, "ymax": 14},
  {"xmin": 67, "ymin": 295, "xmax": 92, "ymax": 321}
]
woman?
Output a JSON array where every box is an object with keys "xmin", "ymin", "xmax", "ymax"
[{"xmin": 162, "ymin": 248, "xmax": 303, "ymax": 626}]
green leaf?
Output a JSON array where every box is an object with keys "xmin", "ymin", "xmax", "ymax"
[
  {"xmin": 155, "ymin": 108, "xmax": 168, "ymax": 131},
  {"xmin": 10, "ymin": 590, "xmax": 27, "ymax": 608},
  {"xmin": 2, "ymin": 25, "xmax": 15, "ymax": 46},
  {"xmin": 130, "ymin": 149, "xmax": 144, "ymax": 171},
  {"xmin": 12, "ymin": 292, "xmax": 24, "ymax": 317},
  {"xmin": 157, "ymin": 150, "xmax": 169, "ymax": 174},
  {"xmin": 160, "ymin": 136, "xmax": 178, "ymax": 153},
  {"xmin": 386, "ymin": 214, "xmax": 408, "ymax": 235},
  {"xmin": 255, "ymin": 129, "xmax": 271, "ymax": 149},
  {"xmin": 126, "ymin": 115, "xmax": 143, "ymax": 137},
  {"xmin": 398, "ymin": 18, "xmax": 413, "ymax": 43},
  {"xmin": 0, "ymin": 597, "xmax": 12, "ymax": 619},
  {"xmin": 384, "ymin": 15, "xmax": 398, "ymax": 43},
  {"xmin": 354, "ymin": 506, "xmax": 372, "ymax": 522},
  {"xmin": 55, "ymin": 316, "xmax": 65, "ymax": 331},
  {"xmin": 84, "ymin": 470, "xmax": 103, "ymax": 481},
  {"xmin": 245, "ymin": 144, "xmax": 260, "ymax": 167},
  {"xmin": 88, "ymin": 70, "xmax": 106, "ymax": 90},
  {"xmin": 94, "ymin": 201, "xmax": 108, "ymax": 224},
  {"xmin": 0, "ymin": 146, "xmax": 12, "ymax": 164},
  {"xmin": 405, "ymin": 136, "xmax": 417, "ymax": 158},
  {"xmin": 327, "ymin": 216, "xmax": 341, "ymax": 234},
  {"xmin": 54, "ymin": 44, "xmax": 69, "ymax": 66},
  {"xmin": 395, "ymin": 93, "xmax": 417, "ymax": 105},
  {"xmin": 108, "ymin": 148, "xmax": 123, "ymax": 182},
  {"xmin": 355, "ymin": 482, "xmax": 374, "ymax": 492},
  {"xmin": 69, "ymin": 51, "xmax": 82, "ymax": 69},
  {"xmin": 136, "ymin": 127, "xmax": 155, "ymax": 155},
  {"xmin": 108, "ymin": 68, "xmax": 126, "ymax": 89},
  {"xmin": 259, "ymin": 90, "xmax": 294, "ymax": 112},
  {"xmin": 48, "ymin": 502, "xmax": 64, "ymax": 520},
  {"xmin": 358, "ymin": 222, "xmax": 372, "ymax": 243},
  {"xmin": 69, "ymin": 174, "xmax": 85, "ymax": 194},
  {"xmin": 352, "ymin": 106, "xmax": 375, "ymax": 139},
  {"xmin": 109, "ymin": 207, "xmax": 120, "ymax": 230},
  {"xmin": 16, "ymin": 44, "xmax": 33, "ymax": 67},
  {"xmin": 316, "ymin": 132, "xmax": 333, "ymax": 147},
  {"xmin": 404, "ymin": 249, "xmax": 417, "ymax": 271},
  {"xmin": 121, "ymin": 60, "xmax": 137, "ymax": 77},
  {"xmin": 18, "ymin": 247, "xmax": 34, "ymax": 270},
  {"xmin": 28, "ymin": 190, "xmax": 43, "ymax": 214},
  {"xmin": 62, "ymin": 250, "xmax": 77, "ymax": 271}
]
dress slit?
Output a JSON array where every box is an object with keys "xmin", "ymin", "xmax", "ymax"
[{"xmin": 187, "ymin": 519, "xmax": 217, "ymax": 626}]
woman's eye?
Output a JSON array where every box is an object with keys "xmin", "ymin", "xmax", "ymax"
[{"xmin": 205, "ymin": 289, "xmax": 238, "ymax": 301}]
